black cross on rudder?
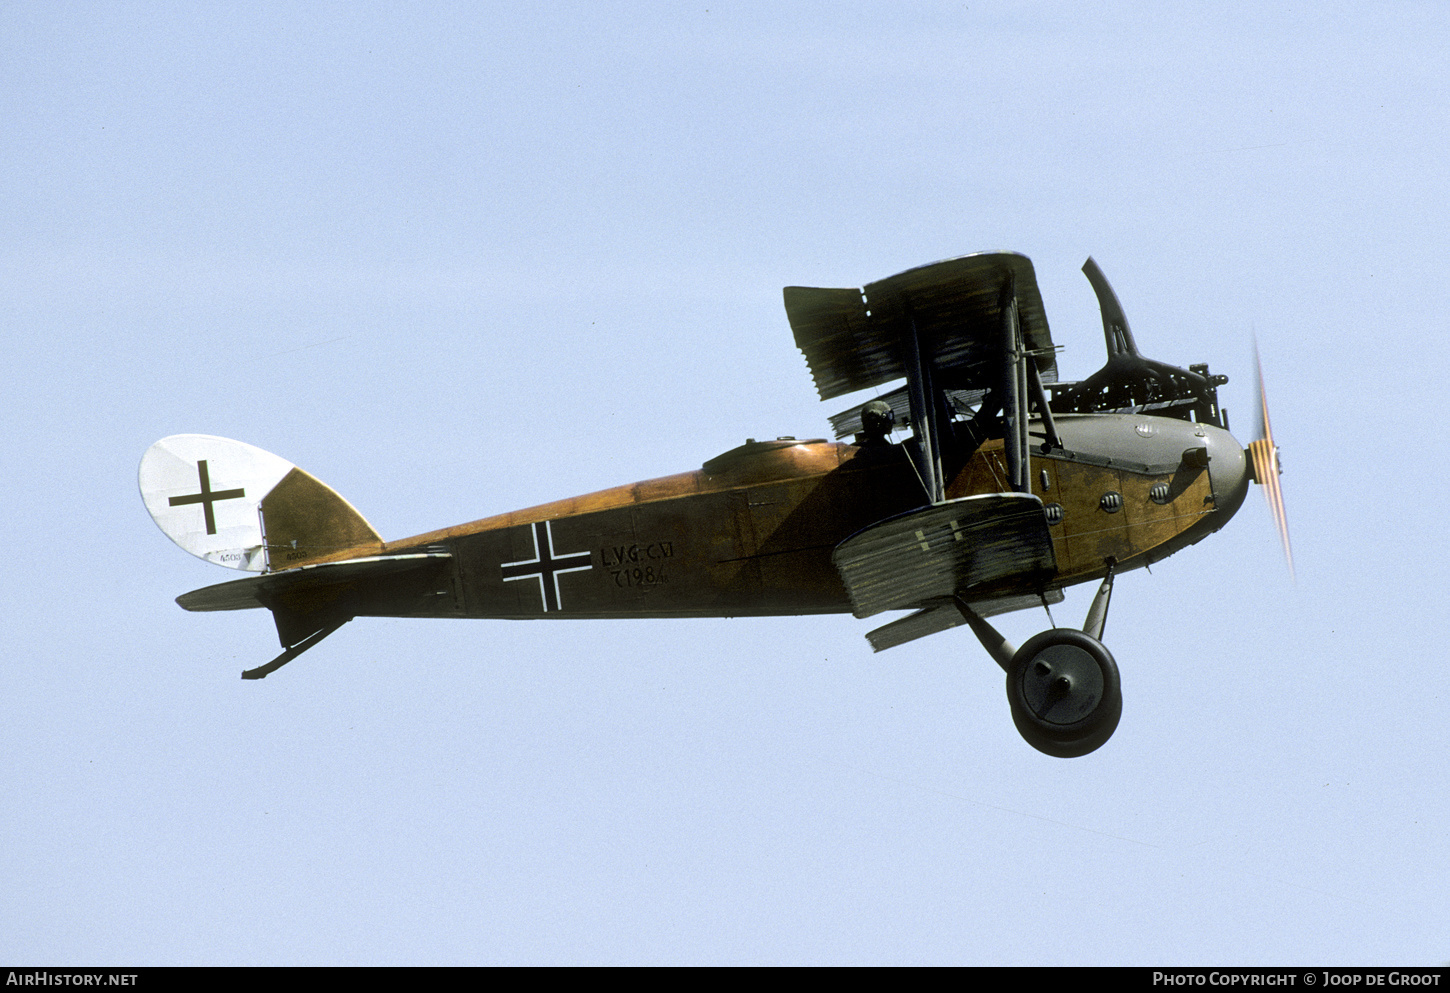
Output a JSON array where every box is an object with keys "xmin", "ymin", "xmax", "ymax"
[{"xmin": 169, "ymin": 460, "xmax": 246, "ymax": 535}]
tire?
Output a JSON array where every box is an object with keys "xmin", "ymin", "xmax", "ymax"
[{"xmin": 1006, "ymin": 629, "xmax": 1122, "ymax": 758}]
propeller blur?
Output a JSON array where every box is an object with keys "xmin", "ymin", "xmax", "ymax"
[{"xmin": 1247, "ymin": 339, "xmax": 1294, "ymax": 581}]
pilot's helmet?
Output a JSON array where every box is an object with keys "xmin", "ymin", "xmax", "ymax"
[{"xmin": 860, "ymin": 400, "xmax": 895, "ymax": 440}]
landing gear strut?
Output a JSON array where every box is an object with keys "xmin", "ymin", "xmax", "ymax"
[{"xmin": 956, "ymin": 561, "xmax": 1124, "ymax": 758}]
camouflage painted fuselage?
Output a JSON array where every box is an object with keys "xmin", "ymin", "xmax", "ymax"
[{"xmin": 364, "ymin": 413, "xmax": 1249, "ymax": 623}]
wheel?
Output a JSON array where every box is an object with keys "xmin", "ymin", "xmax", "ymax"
[{"xmin": 1006, "ymin": 629, "xmax": 1122, "ymax": 758}]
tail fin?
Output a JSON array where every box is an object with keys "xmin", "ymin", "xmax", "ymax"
[{"xmin": 139, "ymin": 434, "xmax": 382, "ymax": 572}]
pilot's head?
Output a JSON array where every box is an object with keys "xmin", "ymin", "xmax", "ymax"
[{"xmin": 859, "ymin": 400, "xmax": 895, "ymax": 444}]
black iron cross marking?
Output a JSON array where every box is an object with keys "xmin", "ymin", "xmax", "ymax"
[
  {"xmin": 168, "ymin": 460, "xmax": 246, "ymax": 536},
  {"xmin": 500, "ymin": 520, "xmax": 592, "ymax": 612}
]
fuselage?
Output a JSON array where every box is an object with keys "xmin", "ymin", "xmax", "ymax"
[{"xmin": 370, "ymin": 413, "xmax": 1250, "ymax": 622}]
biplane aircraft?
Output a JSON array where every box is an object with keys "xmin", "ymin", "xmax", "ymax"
[{"xmin": 140, "ymin": 252, "xmax": 1290, "ymax": 757}]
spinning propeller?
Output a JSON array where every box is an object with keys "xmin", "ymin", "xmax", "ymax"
[{"xmin": 1246, "ymin": 340, "xmax": 1294, "ymax": 580}]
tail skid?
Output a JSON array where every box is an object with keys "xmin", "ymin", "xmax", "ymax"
[{"xmin": 242, "ymin": 616, "xmax": 350, "ymax": 680}]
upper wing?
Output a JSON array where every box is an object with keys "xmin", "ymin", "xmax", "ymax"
[{"xmin": 783, "ymin": 251, "xmax": 1058, "ymax": 403}]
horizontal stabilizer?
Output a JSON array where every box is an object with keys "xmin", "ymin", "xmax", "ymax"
[
  {"xmin": 865, "ymin": 590, "xmax": 1063, "ymax": 652},
  {"xmin": 832, "ymin": 493, "xmax": 1056, "ymax": 618},
  {"xmin": 175, "ymin": 552, "xmax": 453, "ymax": 612}
]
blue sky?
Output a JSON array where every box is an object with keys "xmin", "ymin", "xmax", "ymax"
[{"xmin": 4, "ymin": 1, "xmax": 1448, "ymax": 965}]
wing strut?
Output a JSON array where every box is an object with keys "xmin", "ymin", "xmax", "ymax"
[
  {"xmin": 1000, "ymin": 275, "xmax": 1031, "ymax": 493},
  {"xmin": 1027, "ymin": 360, "xmax": 1062, "ymax": 452},
  {"xmin": 903, "ymin": 302, "xmax": 946, "ymax": 504}
]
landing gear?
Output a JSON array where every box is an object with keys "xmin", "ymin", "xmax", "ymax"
[
  {"xmin": 1006, "ymin": 629, "xmax": 1121, "ymax": 758},
  {"xmin": 955, "ymin": 560, "xmax": 1124, "ymax": 758}
]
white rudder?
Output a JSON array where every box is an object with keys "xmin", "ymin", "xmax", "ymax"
[{"xmin": 139, "ymin": 434, "xmax": 381, "ymax": 572}]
